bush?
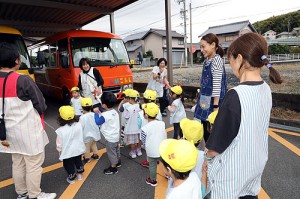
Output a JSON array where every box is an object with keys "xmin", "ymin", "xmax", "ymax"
[
  {"xmin": 143, "ymin": 50, "xmax": 154, "ymax": 60},
  {"xmin": 268, "ymin": 44, "xmax": 290, "ymax": 54}
]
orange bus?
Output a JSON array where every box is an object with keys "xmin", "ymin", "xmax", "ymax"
[
  {"xmin": 0, "ymin": 26, "xmax": 35, "ymax": 80},
  {"xmin": 28, "ymin": 30, "xmax": 133, "ymax": 103}
]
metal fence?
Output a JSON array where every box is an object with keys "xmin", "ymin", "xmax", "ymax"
[{"xmin": 222, "ymin": 53, "xmax": 300, "ymax": 64}]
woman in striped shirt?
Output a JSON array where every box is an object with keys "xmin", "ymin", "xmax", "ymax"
[
  {"xmin": 204, "ymin": 33, "xmax": 282, "ymax": 198},
  {"xmin": 194, "ymin": 33, "xmax": 227, "ymax": 144}
]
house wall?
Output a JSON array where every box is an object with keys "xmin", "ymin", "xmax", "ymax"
[
  {"xmin": 239, "ymin": 26, "xmax": 253, "ymax": 36},
  {"xmin": 144, "ymin": 33, "xmax": 164, "ymax": 59},
  {"xmin": 162, "ymin": 37, "xmax": 185, "ymax": 48}
]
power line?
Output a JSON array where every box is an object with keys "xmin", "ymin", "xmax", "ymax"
[{"xmin": 119, "ymin": 0, "xmax": 231, "ymax": 36}]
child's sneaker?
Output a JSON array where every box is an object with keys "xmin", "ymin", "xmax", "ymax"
[
  {"xmin": 17, "ymin": 192, "xmax": 28, "ymax": 199},
  {"xmin": 120, "ymin": 140, "xmax": 126, "ymax": 148},
  {"xmin": 140, "ymin": 160, "xmax": 149, "ymax": 168},
  {"xmin": 116, "ymin": 160, "xmax": 122, "ymax": 168},
  {"xmin": 91, "ymin": 154, "xmax": 99, "ymax": 160},
  {"xmin": 77, "ymin": 173, "xmax": 83, "ymax": 181},
  {"xmin": 66, "ymin": 174, "xmax": 76, "ymax": 184},
  {"xmin": 129, "ymin": 150, "xmax": 137, "ymax": 158},
  {"xmin": 103, "ymin": 166, "xmax": 118, "ymax": 175},
  {"xmin": 83, "ymin": 157, "xmax": 91, "ymax": 164},
  {"xmin": 36, "ymin": 192, "xmax": 57, "ymax": 199},
  {"xmin": 145, "ymin": 177, "xmax": 157, "ymax": 187},
  {"xmin": 136, "ymin": 147, "xmax": 142, "ymax": 156}
]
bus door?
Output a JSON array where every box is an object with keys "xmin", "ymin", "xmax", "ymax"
[
  {"xmin": 33, "ymin": 43, "xmax": 61, "ymax": 98},
  {"xmin": 57, "ymin": 38, "xmax": 73, "ymax": 103}
]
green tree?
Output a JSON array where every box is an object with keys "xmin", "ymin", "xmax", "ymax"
[{"xmin": 143, "ymin": 50, "xmax": 154, "ymax": 60}]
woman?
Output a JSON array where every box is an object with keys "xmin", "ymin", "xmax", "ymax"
[
  {"xmin": 77, "ymin": 58, "xmax": 104, "ymax": 112},
  {"xmin": 204, "ymin": 33, "xmax": 282, "ymax": 198},
  {"xmin": 194, "ymin": 33, "xmax": 227, "ymax": 142},
  {"xmin": 146, "ymin": 58, "xmax": 170, "ymax": 116}
]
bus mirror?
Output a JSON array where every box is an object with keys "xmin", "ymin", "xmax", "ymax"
[
  {"xmin": 61, "ymin": 55, "xmax": 69, "ymax": 68},
  {"xmin": 37, "ymin": 51, "xmax": 46, "ymax": 66}
]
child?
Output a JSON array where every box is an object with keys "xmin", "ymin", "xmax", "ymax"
[
  {"xmin": 118, "ymin": 88, "xmax": 132, "ymax": 147},
  {"xmin": 94, "ymin": 92, "xmax": 121, "ymax": 175},
  {"xmin": 139, "ymin": 89, "xmax": 162, "ymax": 167},
  {"xmin": 56, "ymin": 106, "xmax": 85, "ymax": 184},
  {"xmin": 167, "ymin": 86, "xmax": 186, "ymax": 139},
  {"xmin": 180, "ymin": 118, "xmax": 207, "ymax": 197},
  {"xmin": 70, "ymin": 86, "xmax": 82, "ymax": 116},
  {"xmin": 123, "ymin": 89, "xmax": 142, "ymax": 159},
  {"xmin": 191, "ymin": 89, "xmax": 200, "ymax": 112},
  {"xmin": 79, "ymin": 97, "xmax": 101, "ymax": 164},
  {"xmin": 140, "ymin": 103, "xmax": 167, "ymax": 186},
  {"xmin": 159, "ymin": 139, "xmax": 202, "ymax": 199}
]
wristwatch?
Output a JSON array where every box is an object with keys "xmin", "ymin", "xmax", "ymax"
[{"xmin": 204, "ymin": 149, "xmax": 214, "ymax": 161}]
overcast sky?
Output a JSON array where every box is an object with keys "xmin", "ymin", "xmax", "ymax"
[{"xmin": 83, "ymin": 0, "xmax": 300, "ymax": 42}]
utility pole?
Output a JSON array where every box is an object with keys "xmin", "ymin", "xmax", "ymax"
[
  {"xmin": 189, "ymin": 1, "xmax": 193, "ymax": 67},
  {"xmin": 165, "ymin": 0, "xmax": 173, "ymax": 86},
  {"xmin": 178, "ymin": 0, "xmax": 187, "ymax": 67}
]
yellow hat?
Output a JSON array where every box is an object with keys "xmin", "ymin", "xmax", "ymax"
[
  {"xmin": 127, "ymin": 89, "xmax": 140, "ymax": 98},
  {"xmin": 59, "ymin": 106, "xmax": 75, "ymax": 120},
  {"xmin": 159, "ymin": 139, "xmax": 198, "ymax": 172},
  {"xmin": 123, "ymin": 88, "xmax": 133, "ymax": 97},
  {"xmin": 71, "ymin": 87, "xmax": 80, "ymax": 92},
  {"xmin": 143, "ymin": 102, "xmax": 159, "ymax": 117},
  {"xmin": 170, "ymin": 86, "xmax": 183, "ymax": 95},
  {"xmin": 180, "ymin": 118, "xmax": 204, "ymax": 144},
  {"xmin": 207, "ymin": 110, "xmax": 218, "ymax": 124},
  {"xmin": 144, "ymin": 90, "xmax": 157, "ymax": 101},
  {"xmin": 81, "ymin": 97, "xmax": 93, "ymax": 107}
]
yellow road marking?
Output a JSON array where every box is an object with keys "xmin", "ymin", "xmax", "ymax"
[
  {"xmin": 269, "ymin": 128, "xmax": 300, "ymax": 137},
  {"xmin": 165, "ymin": 127, "xmax": 173, "ymax": 133},
  {"xmin": 59, "ymin": 149, "xmax": 106, "ymax": 199},
  {"xmin": 0, "ymin": 162, "xmax": 63, "ymax": 189},
  {"xmin": 259, "ymin": 188, "xmax": 271, "ymax": 199},
  {"xmin": 269, "ymin": 129, "xmax": 300, "ymax": 156}
]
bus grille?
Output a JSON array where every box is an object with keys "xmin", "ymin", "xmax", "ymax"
[{"xmin": 103, "ymin": 86, "xmax": 121, "ymax": 94}]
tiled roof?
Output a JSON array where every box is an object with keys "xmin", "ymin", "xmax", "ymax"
[{"xmin": 199, "ymin": 20, "xmax": 256, "ymax": 37}]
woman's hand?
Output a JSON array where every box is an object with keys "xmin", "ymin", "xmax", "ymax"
[{"xmin": 96, "ymin": 86, "xmax": 102, "ymax": 96}]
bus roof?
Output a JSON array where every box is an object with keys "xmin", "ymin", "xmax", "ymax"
[
  {"xmin": 45, "ymin": 30, "xmax": 121, "ymax": 43},
  {"xmin": 0, "ymin": 26, "xmax": 22, "ymax": 35}
]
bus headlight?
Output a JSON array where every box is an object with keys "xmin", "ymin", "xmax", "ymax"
[{"xmin": 122, "ymin": 84, "xmax": 133, "ymax": 91}]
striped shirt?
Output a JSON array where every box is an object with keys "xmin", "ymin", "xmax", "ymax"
[
  {"xmin": 210, "ymin": 54, "xmax": 224, "ymax": 97},
  {"xmin": 207, "ymin": 81, "xmax": 272, "ymax": 198}
]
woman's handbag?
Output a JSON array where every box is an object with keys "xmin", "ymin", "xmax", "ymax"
[{"xmin": 0, "ymin": 71, "xmax": 13, "ymax": 141}]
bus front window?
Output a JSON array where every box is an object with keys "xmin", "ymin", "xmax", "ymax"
[
  {"xmin": 71, "ymin": 37, "xmax": 130, "ymax": 67},
  {"xmin": 0, "ymin": 33, "xmax": 30, "ymax": 69}
]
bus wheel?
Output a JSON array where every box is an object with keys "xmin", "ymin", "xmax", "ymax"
[{"xmin": 62, "ymin": 88, "xmax": 71, "ymax": 105}]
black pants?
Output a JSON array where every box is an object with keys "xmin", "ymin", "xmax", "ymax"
[
  {"xmin": 173, "ymin": 123, "xmax": 183, "ymax": 139},
  {"xmin": 239, "ymin": 196, "xmax": 258, "ymax": 199},
  {"xmin": 63, "ymin": 155, "xmax": 84, "ymax": 179},
  {"xmin": 202, "ymin": 121, "xmax": 211, "ymax": 142},
  {"xmin": 159, "ymin": 88, "xmax": 169, "ymax": 113}
]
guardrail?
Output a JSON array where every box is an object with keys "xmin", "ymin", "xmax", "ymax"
[{"xmin": 222, "ymin": 53, "xmax": 300, "ymax": 64}]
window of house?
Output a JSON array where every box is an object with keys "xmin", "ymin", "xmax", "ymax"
[
  {"xmin": 178, "ymin": 39, "xmax": 184, "ymax": 45},
  {"xmin": 225, "ymin": 35, "xmax": 234, "ymax": 42}
]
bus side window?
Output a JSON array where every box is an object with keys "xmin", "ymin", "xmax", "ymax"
[
  {"xmin": 58, "ymin": 38, "xmax": 69, "ymax": 68},
  {"xmin": 49, "ymin": 43, "xmax": 57, "ymax": 67}
]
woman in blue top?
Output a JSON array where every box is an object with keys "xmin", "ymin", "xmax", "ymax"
[{"xmin": 194, "ymin": 33, "xmax": 227, "ymax": 142}]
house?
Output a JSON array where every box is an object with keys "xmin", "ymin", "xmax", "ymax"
[
  {"xmin": 276, "ymin": 32, "xmax": 290, "ymax": 39},
  {"xmin": 263, "ymin": 30, "xmax": 277, "ymax": 40},
  {"xmin": 198, "ymin": 20, "xmax": 257, "ymax": 51},
  {"xmin": 292, "ymin": 27, "xmax": 300, "ymax": 37},
  {"xmin": 123, "ymin": 28, "xmax": 185, "ymax": 65}
]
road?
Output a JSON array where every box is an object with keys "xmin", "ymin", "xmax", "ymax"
[{"xmin": 0, "ymin": 98, "xmax": 299, "ymax": 199}]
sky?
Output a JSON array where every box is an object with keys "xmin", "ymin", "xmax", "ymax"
[{"xmin": 83, "ymin": 0, "xmax": 300, "ymax": 43}]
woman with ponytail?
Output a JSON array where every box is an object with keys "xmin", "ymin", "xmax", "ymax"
[
  {"xmin": 203, "ymin": 33, "xmax": 282, "ymax": 198},
  {"xmin": 194, "ymin": 33, "xmax": 227, "ymax": 143}
]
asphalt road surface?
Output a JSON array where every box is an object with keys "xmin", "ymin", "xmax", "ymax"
[{"xmin": 0, "ymin": 98, "xmax": 299, "ymax": 199}]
